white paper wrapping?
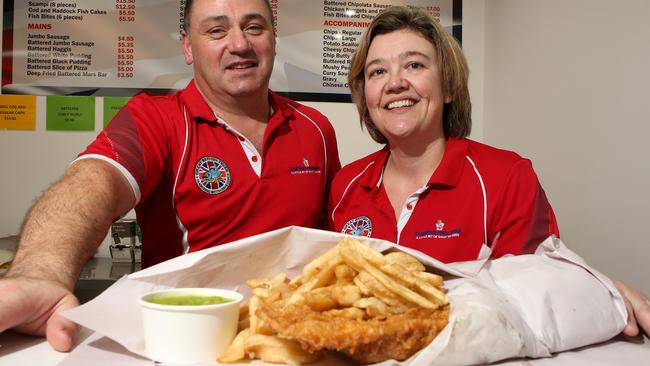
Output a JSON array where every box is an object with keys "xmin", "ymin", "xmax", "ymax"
[{"xmin": 62, "ymin": 226, "xmax": 627, "ymax": 365}]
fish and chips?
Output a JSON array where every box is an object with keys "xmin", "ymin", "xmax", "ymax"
[{"xmin": 218, "ymin": 237, "xmax": 450, "ymax": 364}]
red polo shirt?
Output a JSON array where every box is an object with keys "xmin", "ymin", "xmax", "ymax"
[
  {"xmin": 328, "ymin": 138, "xmax": 558, "ymax": 263},
  {"xmin": 77, "ymin": 80, "xmax": 340, "ymax": 267}
]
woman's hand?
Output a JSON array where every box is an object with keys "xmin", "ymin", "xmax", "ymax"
[{"xmin": 613, "ymin": 280, "xmax": 650, "ymax": 337}]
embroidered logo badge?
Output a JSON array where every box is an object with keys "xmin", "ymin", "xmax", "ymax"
[
  {"xmin": 415, "ymin": 219, "xmax": 461, "ymax": 239},
  {"xmin": 194, "ymin": 157, "xmax": 231, "ymax": 194},
  {"xmin": 341, "ymin": 216, "xmax": 373, "ymax": 237},
  {"xmin": 289, "ymin": 157, "xmax": 321, "ymax": 175}
]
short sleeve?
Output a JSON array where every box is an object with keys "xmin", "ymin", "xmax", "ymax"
[
  {"xmin": 76, "ymin": 94, "xmax": 172, "ymax": 204},
  {"xmin": 489, "ymin": 159, "xmax": 560, "ymax": 257}
]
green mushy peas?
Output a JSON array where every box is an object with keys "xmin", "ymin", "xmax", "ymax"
[{"xmin": 147, "ymin": 293, "xmax": 234, "ymax": 306}]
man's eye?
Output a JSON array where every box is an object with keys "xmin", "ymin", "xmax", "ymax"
[
  {"xmin": 245, "ymin": 24, "xmax": 264, "ymax": 35},
  {"xmin": 208, "ymin": 28, "xmax": 226, "ymax": 38}
]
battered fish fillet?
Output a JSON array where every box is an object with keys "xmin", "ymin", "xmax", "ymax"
[{"xmin": 256, "ymin": 300, "xmax": 450, "ymax": 364}]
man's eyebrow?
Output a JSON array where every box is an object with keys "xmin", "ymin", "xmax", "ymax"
[
  {"xmin": 198, "ymin": 13, "xmax": 270, "ymax": 26},
  {"xmin": 242, "ymin": 13, "xmax": 271, "ymax": 25},
  {"xmin": 199, "ymin": 15, "xmax": 228, "ymax": 26}
]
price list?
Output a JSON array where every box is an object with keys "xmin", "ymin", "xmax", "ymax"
[
  {"xmin": 179, "ymin": 0, "xmax": 186, "ymax": 31},
  {"xmin": 7, "ymin": 0, "xmax": 187, "ymax": 94},
  {"xmin": 269, "ymin": 0, "xmax": 278, "ymax": 33},
  {"xmin": 426, "ymin": 5, "xmax": 443, "ymax": 21},
  {"xmin": 318, "ymin": 1, "xmax": 452, "ymax": 94},
  {"xmin": 116, "ymin": 0, "xmax": 136, "ymax": 22},
  {"xmin": 5, "ymin": 0, "xmax": 459, "ymax": 101},
  {"xmin": 23, "ymin": 1, "xmax": 106, "ymax": 79},
  {"xmin": 116, "ymin": 0, "xmax": 136, "ymax": 79},
  {"xmin": 117, "ymin": 36, "xmax": 135, "ymax": 79}
]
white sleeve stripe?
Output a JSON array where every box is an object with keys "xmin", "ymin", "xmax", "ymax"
[
  {"xmin": 72, "ymin": 154, "xmax": 142, "ymax": 204},
  {"xmin": 175, "ymin": 106, "xmax": 191, "ymax": 254},
  {"xmin": 330, "ymin": 161, "xmax": 375, "ymax": 223},
  {"xmin": 465, "ymin": 156, "xmax": 488, "ymax": 246},
  {"xmin": 174, "ymin": 107, "xmax": 190, "ymax": 209},
  {"xmin": 288, "ymin": 104, "xmax": 329, "ymax": 179}
]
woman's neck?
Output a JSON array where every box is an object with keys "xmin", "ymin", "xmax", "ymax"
[
  {"xmin": 386, "ymin": 136, "xmax": 447, "ymax": 185},
  {"xmin": 383, "ymin": 136, "xmax": 447, "ymax": 219}
]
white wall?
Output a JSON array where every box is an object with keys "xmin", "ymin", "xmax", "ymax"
[{"xmin": 478, "ymin": 0, "xmax": 650, "ymax": 294}]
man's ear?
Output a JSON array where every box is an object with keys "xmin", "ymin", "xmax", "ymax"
[{"xmin": 181, "ymin": 30, "xmax": 193, "ymax": 65}]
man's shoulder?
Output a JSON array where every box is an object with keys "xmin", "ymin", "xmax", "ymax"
[
  {"xmin": 127, "ymin": 89, "xmax": 183, "ymax": 109},
  {"xmin": 271, "ymin": 92, "xmax": 331, "ymax": 124}
]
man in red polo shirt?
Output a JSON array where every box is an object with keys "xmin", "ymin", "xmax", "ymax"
[
  {"xmin": 81, "ymin": 81, "xmax": 339, "ymax": 267},
  {"xmin": 0, "ymin": 0, "xmax": 339, "ymax": 352}
]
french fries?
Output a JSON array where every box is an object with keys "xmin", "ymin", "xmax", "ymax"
[
  {"xmin": 218, "ymin": 236, "xmax": 449, "ymax": 364},
  {"xmin": 245, "ymin": 334, "xmax": 319, "ymax": 365}
]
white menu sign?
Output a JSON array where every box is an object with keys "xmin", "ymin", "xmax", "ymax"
[{"xmin": 3, "ymin": 0, "xmax": 460, "ymax": 101}]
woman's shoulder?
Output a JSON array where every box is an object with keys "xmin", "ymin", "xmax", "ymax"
[
  {"xmin": 337, "ymin": 149, "xmax": 384, "ymax": 176},
  {"xmin": 464, "ymin": 138, "xmax": 529, "ymax": 167},
  {"xmin": 329, "ymin": 150, "xmax": 384, "ymax": 205},
  {"xmin": 462, "ymin": 139, "xmax": 540, "ymax": 189},
  {"xmin": 330, "ymin": 149, "xmax": 385, "ymax": 194}
]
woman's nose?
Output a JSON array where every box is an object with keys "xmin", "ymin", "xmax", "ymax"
[{"xmin": 386, "ymin": 72, "xmax": 408, "ymax": 92}]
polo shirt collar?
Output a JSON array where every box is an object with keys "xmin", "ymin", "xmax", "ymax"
[
  {"xmin": 179, "ymin": 80, "xmax": 217, "ymax": 122},
  {"xmin": 267, "ymin": 90, "xmax": 295, "ymax": 127},
  {"xmin": 427, "ymin": 137, "xmax": 468, "ymax": 187},
  {"xmin": 359, "ymin": 137, "xmax": 468, "ymax": 190},
  {"xmin": 179, "ymin": 80, "xmax": 293, "ymax": 125},
  {"xmin": 359, "ymin": 146, "xmax": 390, "ymax": 190}
]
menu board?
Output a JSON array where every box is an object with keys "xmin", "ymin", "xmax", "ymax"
[{"xmin": 2, "ymin": 0, "xmax": 460, "ymax": 102}]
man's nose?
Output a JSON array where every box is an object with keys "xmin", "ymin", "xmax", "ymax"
[{"xmin": 228, "ymin": 29, "xmax": 252, "ymax": 53}]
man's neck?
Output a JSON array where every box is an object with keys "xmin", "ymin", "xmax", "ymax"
[
  {"xmin": 194, "ymin": 79, "xmax": 271, "ymax": 123},
  {"xmin": 195, "ymin": 83, "xmax": 271, "ymax": 152}
]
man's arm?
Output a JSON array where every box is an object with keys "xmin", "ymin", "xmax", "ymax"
[{"xmin": 0, "ymin": 158, "xmax": 135, "ymax": 351}]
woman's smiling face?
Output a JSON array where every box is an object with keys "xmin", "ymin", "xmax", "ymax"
[{"xmin": 364, "ymin": 29, "xmax": 451, "ymax": 146}]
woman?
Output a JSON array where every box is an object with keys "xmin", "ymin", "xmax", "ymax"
[
  {"xmin": 328, "ymin": 6, "xmax": 557, "ymax": 263},
  {"xmin": 328, "ymin": 5, "xmax": 649, "ymax": 335}
]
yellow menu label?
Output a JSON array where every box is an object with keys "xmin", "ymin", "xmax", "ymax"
[{"xmin": 0, "ymin": 95, "xmax": 36, "ymax": 130}]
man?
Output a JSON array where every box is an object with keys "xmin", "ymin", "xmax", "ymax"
[{"xmin": 0, "ymin": 0, "xmax": 340, "ymax": 351}]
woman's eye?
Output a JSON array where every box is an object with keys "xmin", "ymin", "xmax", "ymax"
[
  {"xmin": 407, "ymin": 62, "xmax": 423, "ymax": 70},
  {"xmin": 368, "ymin": 69, "xmax": 385, "ymax": 77}
]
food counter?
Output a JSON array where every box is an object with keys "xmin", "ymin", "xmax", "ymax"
[{"xmin": 0, "ymin": 329, "xmax": 648, "ymax": 366}]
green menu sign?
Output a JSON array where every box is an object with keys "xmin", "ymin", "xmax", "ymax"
[
  {"xmin": 103, "ymin": 97, "xmax": 130, "ymax": 128},
  {"xmin": 46, "ymin": 96, "xmax": 95, "ymax": 131}
]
